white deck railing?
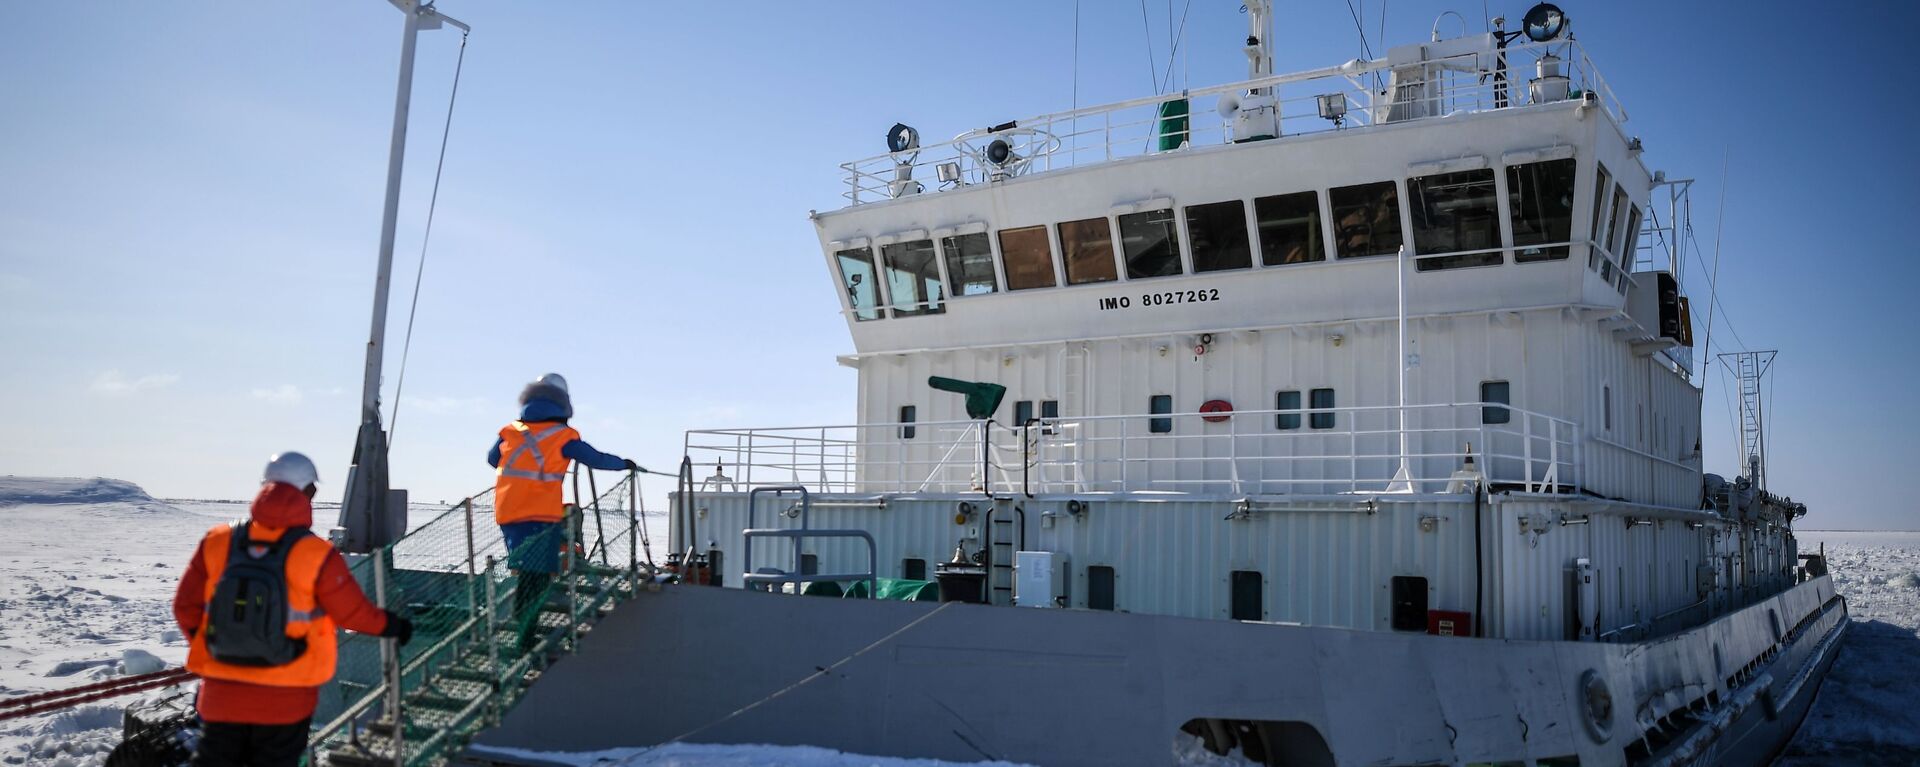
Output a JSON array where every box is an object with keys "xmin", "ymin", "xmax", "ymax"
[
  {"xmin": 683, "ymin": 402, "xmax": 1579, "ymax": 497},
  {"xmin": 841, "ymin": 39, "xmax": 1622, "ymax": 205}
]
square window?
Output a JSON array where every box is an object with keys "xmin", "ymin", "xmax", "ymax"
[
  {"xmin": 1149, "ymin": 394, "xmax": 1173, "ymax": 434},
  {"xmin": 1057, "ymin": 217, "xmax": 1118, "ymax": 284},
  {"xmin": 880, "ymin": 239, "xmax": 945, "ymax": 317},
  {"xmin": 1309, "ymin": 388, "xmax": 1336, "ymax": 429},
  {"xmin": 1411, "ymin": 169, "xmax": 1502, "ymax": 270},
  {"xmin": 902, "ymin": 558, "xmax": 927, "ymax": 581},
  {"xmin": 1040, "ymin": 400, "xmax": 1059, "ymax": 419},
  {"xmin": 940, "ymin": 232, "xmax": 997, "ymax": 296},
  {"xmin": 1185, "ymin": 200, "xmax": 1253, "ymax": 272},
  {"xmin": 1255, "ymin": 191, "xmax": 1325, "ymax": 266},
  {"xmin": 834, "ymin": 247, "xmax": 882, "ymax": 321},
  {"xmin": 1329, "ymin": 181, "xmax": 1403, "ymax": 259},
  {"xmin": 1508, "ymin": 158, "xmax": 1576, "ymax": 262},
  {"xmin": 1118, "ymin": 208, "xmax": 1183, "ymax": 279},
  {"xmin": 899, "ymin": 405, "xmax": 917, "ymax": 439},
  {"xmin": 1275, "ymin": 390, "xmax": 1301, "ymax": 430},
  {"xmin": 1480, "ymin": 381, "xmax": 1511, "ymax": 424},
  {"xmin": 997, "ymin": 226, "xmax": 1056, "ymax": 291}
]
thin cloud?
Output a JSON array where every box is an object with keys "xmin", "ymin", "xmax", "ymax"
[
  {"xmin": 250, "ymin": 384, "xmax": 304, "ymax": 404},
  {"xmin": 401, "ymin": 395, "xmax": 488, "ymax": 415},
  {"xmin": 91, "ymin": 370, "xmax": 180, "ymax": 396}
]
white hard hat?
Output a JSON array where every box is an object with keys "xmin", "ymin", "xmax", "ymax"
[
  {"xmin": 263, "ymin": 452, "xmax": 320, "ymax": 489},
  {"xmin": 536, "ymin": 373, "xmax": 569, "ymax": 393}
]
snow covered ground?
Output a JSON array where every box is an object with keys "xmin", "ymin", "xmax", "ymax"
[{"xmin": 1, "ymin": 478, "xmax": 1914, "ymax": 766}]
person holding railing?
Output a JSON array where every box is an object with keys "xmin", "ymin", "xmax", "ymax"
[
  {"xmin": 487, "ymin": 373, "xmax": 639, "ymax": 634},
  {"xmin": 172, "ymin": 452, "xmax": 414, "ymax": 767}
]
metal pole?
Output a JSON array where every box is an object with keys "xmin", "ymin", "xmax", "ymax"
[
  {"xmin": 566, "ymin": 512, "xmax": 580, "ymax": 648},
  {"xmin": 1388, "ymin": 244, "xmax": 1414, "ymax": 492},
  {"xmin": 482, "ymin": 556, "xmax": 499, "ymax": 722},
  {"xmin": 628, "ymin": 470, "xmax": 640, "ymax": 594},
  {"xmin": 373, "ymin": 551, "xmax": 403, "ymax": 765},
  {"xmin": 462, "ymin": 498, "xmax": 476, "ymax": 637}
]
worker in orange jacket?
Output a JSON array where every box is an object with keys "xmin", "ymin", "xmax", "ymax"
[
  {"xmin": 487, "ymin": 374, "xmax": 638, "ymax": 621},
  {"xmin": 173, "ymin": 452, "xmax": 412, "ymax": 766}
]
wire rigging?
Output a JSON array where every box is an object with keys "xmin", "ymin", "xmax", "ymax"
[
  {"xmin": 1138, "ymin": 0, "xmax": 1161, "ymax": 93},
  {"xmin": 1156, "ymin": 0, "xmax": 1196, "ymax": 95},
  {"xmin": 388, "ymin": 31, "xmax": 469, "ymax": 446}
]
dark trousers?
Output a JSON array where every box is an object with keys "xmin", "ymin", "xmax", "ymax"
[{"xmin": 192, "ymin": 718, "xmax": 311, "ymax": 767}]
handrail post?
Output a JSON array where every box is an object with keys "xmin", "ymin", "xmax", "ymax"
[
  {"xmin": 462, "ymin": 498, "xmax": 476, "ymax": 636},
  {"xmin": 482, "ymin": 555, "xmax": 499, "ymax": 721},
  {"xmin": 373, "ymin": 549, "xmax": 403, "ymax": 766},
  {"xmin": 566, "ymin": 511, "xmax": 580, "ymax": 649},
  {"xmin": 628, "ymin": 469, "xmax": 640, "ymax": 595}
]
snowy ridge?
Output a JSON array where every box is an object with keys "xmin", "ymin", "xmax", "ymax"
[{"xmin": 0, "ymin": 476, "xmax": 167, "ymax": 510}]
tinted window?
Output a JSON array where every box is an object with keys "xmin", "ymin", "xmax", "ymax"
[
  {"xmin": 1411, "ymin": 169, "xmax": 1502, "ymax": 270},
  {"xmin": 1088, "ymin": 565, "xmax": 1116, "ymax": 611},
  {"xmin": 1185, "ymin": 200, "xmax": 1252, "ymax": 272},
  {"xmin": 1014, "ymin": 400, "xmax": 1034, "ymax": 426},
  {"xmin": 1230, "ymin": 571, "xmax": 1263, "ymax": 621},
  {"xmin": 1149, "ymin": 394, "xmax": 1173, "ymax": 434},
  {"xmin": 1590, "ymin": 164, "xmax": 1613, "ymax": 245},
  {"xmin": 1058, "ymin": 217, "xmax": 1118, "ymax": 284},
  {"xmin": 834, "ymin": 247, "xmax": 882, "ymax": 321},
  {"xmin": 902, "ymin": 558, "xmax": 927, "ymax": 581},
  {"xmin": 941, "ymin": 232, "xmax": 997, "ymax": 297},
  {"xmin": 997, "ymin": 226, "xmax": 1056, "ymax": 291},
  {"xmin": 899, "ymin": 405, "xmax": 917, "ymax": 439},
  {"xmin": 1508, "ymin": 158, "xmax": 1576, "ymax": 262},
  {"xmin": 1275, "ymin": 390, "xmax": 1301, "ymax": 430},
  {"xmin": 1606, "ymin": 186, "xmax": 1631, "ymax": 256},
  {"xmin": 1255, "ymin": 191, "xmax": 1325, "ymax": 266},
  {"xmin": 1621, "ymin": 205, "xmax": 1643, "ymax": 268},
  {"xmin": 1118, "ymin": 208, "xmax": 1183, "ymax": 279},
  {"xmin": 1310, "ymin": 388, "xmax": 1335, "ymax": 429},
  {"xmin": 1040, "ymin": 400, "xmax": 1059, "ymax": 419},
  {"xmin": 1480, "ymin": 381, "xmax": 1511, "ymax": 424},
  {"xmin": 1329, "ymin": 181, "xmax": 1403, "ymax": 259},
  {"xmin": 881, "ymin": 239, "xmax": 945, "ymax": 317}
]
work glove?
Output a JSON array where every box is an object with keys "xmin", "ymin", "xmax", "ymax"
[
  {"xmin": 381, "ymin": 611, "xmax": 415, "ymax": 646},
  {"xmin": 623, "ymin": 459, "xmax": 642, "ymax": 473}
]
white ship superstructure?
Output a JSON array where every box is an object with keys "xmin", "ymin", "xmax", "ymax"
[{"xmin": 466, "ymin": 5, "xmax": 1846, "ymax": 766}]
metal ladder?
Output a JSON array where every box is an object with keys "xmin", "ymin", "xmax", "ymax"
[{"xmin": 985, "ymin": 503, "xmax": 1025, "ymax": 606}]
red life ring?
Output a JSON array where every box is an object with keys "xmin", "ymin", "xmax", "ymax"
[{"xmin": 1199, "ymin": 399, "xmax": 1233, "ymax": 423}]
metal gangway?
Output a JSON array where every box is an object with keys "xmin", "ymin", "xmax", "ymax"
[{"xmin": 310, "ymin": 468, "xmax": 656, "ymax": 767}]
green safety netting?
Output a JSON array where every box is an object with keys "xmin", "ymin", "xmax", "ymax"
[{"xmin": 841, "ymin": 578, "xmax": 941, "ymax": 602}]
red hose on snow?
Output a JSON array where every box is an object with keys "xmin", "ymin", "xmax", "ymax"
[{"xmin": 0, "ymin": 668, "xmax": 196, "ymax": 722}]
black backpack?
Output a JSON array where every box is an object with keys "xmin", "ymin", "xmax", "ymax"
[{"xmin": 205, "ymin": 522, "xmax": 311, "ymax": 667}]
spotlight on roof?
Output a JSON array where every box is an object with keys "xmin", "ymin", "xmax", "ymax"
[
  {"xmin": 1315, "ymin": 93, "xmax": 1348, "ymax": 125},
  {"xmin": 886, "ymin": 123, "xmax": 920, "ymax": 154},
  {"xmin": 1522, "ymin": 3, "xmax": 1568, "ymax": 42}
]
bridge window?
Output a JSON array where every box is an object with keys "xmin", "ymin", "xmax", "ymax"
[
  {"xmin": 1275, "ymin": 390, "xmax": 1301, "ymax": 430},
  {"xmin": 1185, "ymin": 200, "xmax": 1253, "ymax": 272},
  {"xmin": 1621, "ymin": 205, "xmax": 1643, "ymax": 267},
  {"xmin": 1088, "ymin": 565, "xmax": 1116, "ymax": 611},
  {"xmin": 1059, "ymin": 217, "xmax": 1119, "ymax": 284},
  {"xmin": 1119, "ymin": 208, "xmax": 1183, "ymax": 279},
  {"xmin": 1590, "ymin": 163, "xmax": 1613, "ymax": 262},
  {"xmin": 1606, "ymin": 185, "xmax": 1631, "ymax": 257},
  {"xmin": 834, "ymin": 246, "xmax": 883, "ymax": 321},
  {"xmin": 1149, "ymin": 394, "xmax": 1173, "ymax": 433},
  {"xmin": 1330, "ymin": 181, "xmax": 1403, "ymax": 259},
  {"xmin": 899, "ymin": 405, "xmax": 917, "ymax": 439},
  {"xmin": 997, "ymin": 226, "xmax": 1056, "ymax": 291},
  {"xmin": 881, "ymin": 239, "xmax": 945, "ymax": 317},
  {"xmin": 1309, "ymin": 388, "xmax": 1336, "ymax": 429},
  {"xmin": 940, "ymin": 232, "xmax": 997, "ymax": 297},
  {"xmin": 1481, "ymin": 381, "xmax": 1511, "ymax": 424},
  {"xmin": 1255, "ymin": 191, "xmax": 1326, "ymax": 266},
  {"xmin": 1411, "ymin": 169, "xmax": 1502, "ymax": 270},
  {"xmin": 1508, "ymin": 158, "xmax": 1576, "ymax": 262}
]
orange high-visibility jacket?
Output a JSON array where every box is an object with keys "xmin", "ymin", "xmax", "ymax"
[
  {"xmin": 185, "ymin": 524, "xmax": 337, "ymax": 687},
  {"xmin": 494, "ymin": 421, "xmax": 580, "ymax": 524}
]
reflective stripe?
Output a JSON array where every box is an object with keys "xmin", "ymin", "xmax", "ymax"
[
  {"xmin": 289, "ymin": 606, "xmax": 326, "ymax": 622},
  {"xmin": 501, "ymin": 425, "xmax": 567, "ymax": 483}
]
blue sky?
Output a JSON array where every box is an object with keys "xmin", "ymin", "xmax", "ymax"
[{"xmin": 3, "ymin": 1, "xmax": 1915, "ymax": 529}]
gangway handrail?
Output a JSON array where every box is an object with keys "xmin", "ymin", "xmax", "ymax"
[{"xmin": 740, "ymin": 485, "xmax": 879, "ymax": 597}]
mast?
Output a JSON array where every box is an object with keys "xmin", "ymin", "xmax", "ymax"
[{"xmin": 338, "ymin": 0, "xmax": 468, "ymax": 553}]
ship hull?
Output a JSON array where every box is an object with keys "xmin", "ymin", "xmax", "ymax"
[{"xmin": 468, "ymin": 576, "xmax": 1845, "ymax": 766}]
